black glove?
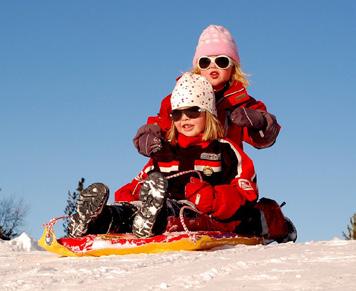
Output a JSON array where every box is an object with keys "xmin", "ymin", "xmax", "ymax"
[
  {"xmin": 133, "ymin": 124, "xmax": 163, "ymax": 157},
  {"xmin": 230, "ymin": 107, "xmax": 267, "ymax": 130}
]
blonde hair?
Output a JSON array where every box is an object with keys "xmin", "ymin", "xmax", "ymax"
[
  {"xmin": 192, "ymin": 61, "xmax": 250, "ymax": 88},
  {"xmin": 166, "ymin": 111, "xmax": 224, "ymax": 145}
]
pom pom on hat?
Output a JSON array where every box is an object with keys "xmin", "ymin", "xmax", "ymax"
[
  {"xmin": 192, "ymin": 25, "xmax": 239, "ymax": 66},
  {"xmin": 171, "ymin": 73, "xmax": 217, "ymax": 116}
]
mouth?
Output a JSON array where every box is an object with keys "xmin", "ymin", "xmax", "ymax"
[
  {"xmin": 209, "ymin": 71, "xmax": 220, "ymax": 79},
  {"xmin": 182, "ymin": 124, "xmax": 194, "ymax": 131}
]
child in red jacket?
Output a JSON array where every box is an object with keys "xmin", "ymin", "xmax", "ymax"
[
  {"xmin": 134, "ymin": 25, "xmax": 281, "ymax": 157},
  {"xmin": 119, "ymin": 72, "xmax": 258, "ymax": 237},
  {"xmin": 68, "ymin": 73, "xmax": 296, "ymax": 243}
]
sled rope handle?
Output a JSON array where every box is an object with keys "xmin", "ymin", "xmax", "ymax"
[
  {"xmin": 167, "ymin": 170, "xmax": 203, "ymax": 243},
  {"xmin": 166, "ymin": 170, "xmax": 203, "ymax": 181},
  {"xmin": 179, "ymin": 205, "xmax": 203, "ymax": 243},
  {"xmin": 43, "ymin": 215, "xmax": 68, "ymax": 240},
  {"xmin": 132, "ymin": 170, "xmax": 202, "ymax": 197}
]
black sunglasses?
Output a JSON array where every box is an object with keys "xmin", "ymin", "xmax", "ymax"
[
  {"xmin": 170, "ymin": 106, "xmax": 205, "ymax": 121},
  {"xmin": 197, "ymin": 55, "xmax": 232, "ymax": 70}
]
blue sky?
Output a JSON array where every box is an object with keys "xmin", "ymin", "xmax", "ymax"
[{"xmin": 1, "ymin": 1, "xmax": 355, "ymax": 242}]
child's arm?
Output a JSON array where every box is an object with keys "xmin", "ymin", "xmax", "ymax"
[
  {"xmin": 185, "ymin": 139, "xmax": 258, "ymax": 220},
  {"xmin": 231, "ymin": 99, "xmax": 281, "ymax": 149},
  {"xmin": 114, "ymin": 159, "xmax": 155, "ymax": 202},
  {"xmin": 146, "ymin": 94, "xmax": 172, "ymax": 134},
  {"xmin": 133, "ymin": 94, "xmax": 172, "ymax": 157}
]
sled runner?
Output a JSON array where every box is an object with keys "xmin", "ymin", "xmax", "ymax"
[{"xmin": 38, "ymin": 216, "xmax": 263, "ymax": 257}]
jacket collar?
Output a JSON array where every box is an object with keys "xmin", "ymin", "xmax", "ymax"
[
  {"xmin": 216, "ymin": 80, "xmax": 250, "ymax": 109},
  {"xmin": 177, "ymin": 133, "xmax": 210, "ymax": 149}
]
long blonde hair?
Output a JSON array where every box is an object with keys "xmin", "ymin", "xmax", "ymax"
[
  {"xmin": 192, "ymin": 61, "xmax": 250, "ymax": 88},
  {"xmin": 166, "ymin": 111, "xmax": 224, "ymax": 145}
]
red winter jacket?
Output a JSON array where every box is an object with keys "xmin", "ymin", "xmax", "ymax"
[
  {"xmin": 147, "ymin": 80, "xmax": 280, "ymax": 149},
  {"xmin": 115, "ymin": 134, "xmax": 258, "ymax": 221}
]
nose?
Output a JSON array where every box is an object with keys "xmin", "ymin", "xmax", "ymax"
[
  {"xmin": 208, "ymin": 61, "xmax": 217, "ymax": 69},
  {"xmin": 181, "ymin": 113, "xmax": 189, "ymax": 120}
]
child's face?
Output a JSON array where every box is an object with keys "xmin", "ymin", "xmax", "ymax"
[
  {"xmin": 199, "ymin": 56, "xmax": 234, "ymax": 91},
  {"xmin": 174, "ymin": 109, "xmax": 206, "ymax": 137}
]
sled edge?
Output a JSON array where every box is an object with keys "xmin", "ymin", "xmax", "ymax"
[{"xmin": 38, "ymin": 227, "xmax": 79, "ymax": 257}]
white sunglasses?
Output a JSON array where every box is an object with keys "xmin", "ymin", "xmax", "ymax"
[{"xmin": 197, "ymin": 55, "xmax": 233, "ymax": 70}]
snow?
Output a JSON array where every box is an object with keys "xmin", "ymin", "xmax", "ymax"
[{"xmin": 1, "ymin": 233, "xmax": 356, "ymax": 290}]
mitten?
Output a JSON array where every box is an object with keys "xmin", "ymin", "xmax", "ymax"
[
  {"xmin": 133, "ymin": 124, "xmax": 163, "ymax": 157},
  {"xmin": 185, "ymin": 177, "xmax": 215, "ymax": 214},
  {"xmin": 249, "ymin": 111, "xmax": 281, "ymax": 148},
  {"xmin": 230, "ymin": 107, "xmax": 267, "ymax": 130}
]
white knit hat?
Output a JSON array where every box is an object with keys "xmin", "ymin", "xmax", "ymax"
[{"xmin": 171, "ymin": 73, "xmax": 217, "ymax": 116}]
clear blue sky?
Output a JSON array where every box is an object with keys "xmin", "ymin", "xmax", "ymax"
[{"xmin": 1, "ymin": 1, "xmax": 355, "ymax": 242}]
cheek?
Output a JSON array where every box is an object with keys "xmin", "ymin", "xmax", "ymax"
[
  {"xmin": 195, "ymin": 116, "xmax": 206, "ymax": 131},
  {"xmin": 199, "ymin": 72, "xmax": 213, "ymax": 84},
  {"xmin": 174, "ymin": 121, "xmax": 185, "ymax": 134},
  {"xmin": 221, "ymin": 68, "xmax": 233, "ymax": 81},
  {"xmin": 174, "ymin": 121, "xmax": 181, "ymax": 130},
  {"xmin": 200, "ymin": 70, "xmax": 210, "ymax": 79}
]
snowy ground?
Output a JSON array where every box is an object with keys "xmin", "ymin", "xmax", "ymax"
[{"xmin": 1, "ymin": 234, "xmax": 356, "ymax": 291}]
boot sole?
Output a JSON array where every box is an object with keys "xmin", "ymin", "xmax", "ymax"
[
  {"xmin": 132, "ymin": 172, "xmax": 168, "ymax": 238},
  {"xmin": 68, "ymin": 183, "xmax": 109, "ymax": 237},
  {"xmin": 77, "ymin": 183, "xmax": 109, "ymax": 220}
]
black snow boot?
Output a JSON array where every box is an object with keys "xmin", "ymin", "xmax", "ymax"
[
  {"xmin": 132, "ymin": 172, "xmax": 168, "ymax": 238},
  {"xmin": 68, "ymin": 182, "xmax": 109, "ymax": 238}
]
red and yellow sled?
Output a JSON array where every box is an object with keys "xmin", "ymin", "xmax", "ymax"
[{"xmin": 38, "ymin": 217, "xmax": 263, "ymax": 257}]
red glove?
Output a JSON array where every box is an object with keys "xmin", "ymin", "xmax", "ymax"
[{"xmin": 185, "ymin": 177, "xmax": 215, "ymax": 214}]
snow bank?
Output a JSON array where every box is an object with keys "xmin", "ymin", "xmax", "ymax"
[
  {"xmin": 0, "ymin": 232, "xmax": 42, "ymax": 252},
  {"xmin": 1, "ymin": 238, "xmax": 356, "ymax": 290}
]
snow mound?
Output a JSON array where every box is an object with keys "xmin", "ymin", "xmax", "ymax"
[{"xmin": 3, "ymin": 232, "xmax": 42, "ymax": 252}]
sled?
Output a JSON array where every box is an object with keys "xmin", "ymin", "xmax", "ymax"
[{"xmin": 38, "ymin": 217, "xmax": 263, "ymax": 257}]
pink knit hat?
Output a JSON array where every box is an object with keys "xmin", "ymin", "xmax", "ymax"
[{"xmin": 192, "ymin": 25, "xmax": 240, "ymax": 66}]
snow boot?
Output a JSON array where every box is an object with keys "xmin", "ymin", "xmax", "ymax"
[
  {"xmin": 68, "ymin": 182, "xmax": 109, "ymax": 238},
  {"xmin": 276, "ymin": 217, "xmax": 297, "ymax": 243},
  {"xmin": 132, "ymin": 172, "xmax": 168, "ymax": 238},
  {"xmin": 255, "ymin": 198, "xmax": 297, "ymax": 244}
]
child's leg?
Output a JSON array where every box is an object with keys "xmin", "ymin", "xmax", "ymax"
[
  {"xmin": 233, "ymin": 204, "xmax": 263, "ymax": 237},
  {"xmin": 152, "ymin": 199, "xmax": 199, "ymax": 234},
  {"xmin": 87, "ymin": 203, "xmax": 137, "ymax": 234},
  {"xmin": 234, "ymin": 198, "xmax": 297, "ymax": 243},
  {"xmin": 67, "ymin": 182, "xmax": 138, "ymax": 237},
  {"xmin": 254, "ymin": 198, "xmax": 297, "ymax": 243}
]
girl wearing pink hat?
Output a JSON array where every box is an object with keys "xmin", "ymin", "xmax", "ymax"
[{"xmin": 134, "ymin": 25, "xmax": 281, "ymax": 157}]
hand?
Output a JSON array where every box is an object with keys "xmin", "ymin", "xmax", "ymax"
[
  {"xmin": 133, "ymin": 124, "xmax": 163, "ymax": 157},
  {"xmin": 230, "ymin": 107, "xmax": 267, "ymax": 130},
  {"xmin": 185, "ymin": 177, "xmax": 215, "ymax": 214}
]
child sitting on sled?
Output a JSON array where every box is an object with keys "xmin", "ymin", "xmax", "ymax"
[{"xmin": 68, "ymin": 73, "xmax": 296, "ymax": 243}]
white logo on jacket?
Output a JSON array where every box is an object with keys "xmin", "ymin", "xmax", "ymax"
[
  {"xmin": 238, "ymin": 179, "xmax": 254, "ymax": 191},
  {"xmin": 200, "ymin": 153, "xmax": 221, "ymax": 161}
]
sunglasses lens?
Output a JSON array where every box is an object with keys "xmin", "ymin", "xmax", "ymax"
[
  {"xmin": 198, "ymin": 57, "xmax": 211, "ymax": 69},
  {"xmin": 185, "ymin": 107, "xmax": 202, "ymax": 119},
  {"xmin": 171, "ymin": 110, "xmax": 183, "ymax": 121},
  {"xmin": 171, "ymin": 107, "xmax": 202, "ymax": 121},
  {"xmin": 215, "ymin": 56, "xmax": 230, "ymax": 69}
]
